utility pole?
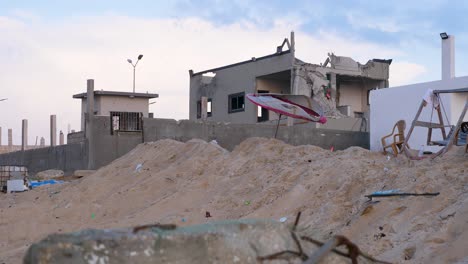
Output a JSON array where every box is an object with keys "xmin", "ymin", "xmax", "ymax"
[{"xmin": 127, "ymin": 54, "xmax": 143, "ymax": 93}]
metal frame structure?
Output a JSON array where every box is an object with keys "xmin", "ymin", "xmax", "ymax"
[
  {"xmin": 0, "ymin": 165, "xmax": 28, "ymax": 192},
  {"xmin": 403, "ymin": 88, "xmax": 468, "ymax": 159}
]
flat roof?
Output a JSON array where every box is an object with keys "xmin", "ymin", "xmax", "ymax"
[
  {"xmin": 73, "ymin": 90, "xmax": 159, "ymax": 99},
  {"xmin": 191, "ymin": 50, "xmax": 291, "ymax": 76},
  {"xmin": 433, "ymin": 88, "xmax": 468, "ymax": 94}
]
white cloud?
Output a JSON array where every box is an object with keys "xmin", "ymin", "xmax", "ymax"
[
  {"xmin": 389, "ymin": 62, "xmax": 427, "ymax": 87},
  {"xmin": 0, "ymin": 13, "xmax": 427, "ymax": 145},
  {"xmin": 346, "ymin": 12, "xmax": 401, "ymax": 33}
]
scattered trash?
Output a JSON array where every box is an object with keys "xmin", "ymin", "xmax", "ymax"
[
  {"xmin": 181, "ymin": 218, "xmax": 186, "ymax": 222},
  {"xmin": 244, "ymin": 200, "xmax": 251, "ymax": 206},
  {"xmin": 279, "ymin": 217, "xmax": 287, "ymax": 223},
  {"xmin": 383, "ymin": 167, "xmax": 390, "ymax": 173},
  {"xmin": 330, "ymin": 146, "xmax": 334, "ymax": 152},
  {"xmin": 30, "ymin": 180, "xmax": 64, "ymax": 189},
  {"xmin": 210, "ymin": 140, "xmax": 218, "ymax": 145},
  {"xmin": 205, "ymin": 211, "xmax": 212, "ymax": 218},
  {"xmin": 91, "ymin": 213, "xmax": 95, "ymax": 219},
  {"xmin": 386, "ymin": 156, "xmax": 391, "ymax": 161},
  {"xmin": 135, "ymin": 164, "xmax": 143, "ymax": 173}
]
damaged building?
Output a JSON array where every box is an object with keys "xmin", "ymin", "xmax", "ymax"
[{"xmin": 189, "ymin": 32, "xmax": 391, "ymax": 125}]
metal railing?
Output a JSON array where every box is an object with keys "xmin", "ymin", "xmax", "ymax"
[
  {"xmin": 110, "ymin": 111, "xmax": 143, "ymax": 134},
  {"xmin": 0, "ymin": 165, "xmax": 28, "ymax": 192}
]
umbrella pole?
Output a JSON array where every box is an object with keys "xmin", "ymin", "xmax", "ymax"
[{"xmin": 274, "ymin": 114, "xmax": 282, "ymax": 138}]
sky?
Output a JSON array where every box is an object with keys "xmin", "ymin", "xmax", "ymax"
[{"xmin": 1, "ymin": 0, "xmax": 468, "ymax": 145}]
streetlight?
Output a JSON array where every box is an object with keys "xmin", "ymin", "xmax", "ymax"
[
  {"xmin": 440, "ymin": 32, "xmax": 449, "ymax": 39},
  {"xmin": 0, "ymin": 98, "xmax": 7, "ymax": 101},
  {"xmin": 127, "ymin": 54, "xmax": 143, "ymax": 93}
]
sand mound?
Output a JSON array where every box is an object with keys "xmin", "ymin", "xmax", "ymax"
[{"xmin": 1, "ymin": 138, "xmax": 468, "ymax": 263}]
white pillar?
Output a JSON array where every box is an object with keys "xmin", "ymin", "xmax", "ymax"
[{"xmin": 442, "ymin": 35, "xmax": 455, "ymax": 80}]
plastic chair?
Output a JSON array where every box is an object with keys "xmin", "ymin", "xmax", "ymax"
[{"xmin": 381, "ymin": 120, "xmax": 406, "ymax": 156}]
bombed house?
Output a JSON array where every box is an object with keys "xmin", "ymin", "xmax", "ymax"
[{"xmin": 189, "ymin": 32, "xmax": 391, "ymax": 124}]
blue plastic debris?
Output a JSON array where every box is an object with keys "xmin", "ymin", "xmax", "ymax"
[
  {"xmin": 30, "ymin": 180, "xmax": 64, "ymax": 188},
  {"xmin": 371, "ymin": 189, "xmax": 400, "ymax": 196}
]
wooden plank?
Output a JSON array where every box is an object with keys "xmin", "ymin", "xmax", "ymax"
[
  {"xmin": 436, "ymin": 105, "xmax": 447, "ymax": 139},
  {"xmin": 414, "ymin": 121, "xmax": 450, "ymax": 128}
]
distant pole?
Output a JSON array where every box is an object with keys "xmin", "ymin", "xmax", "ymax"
[
  {"xmin": 22, "ymin": 119, "xmax": 28, "ymax": 151},
  {"xmin": 133, "ymin": 67, "xmax": 136, "ymax": 93},
  {"xmin": 127, "ymin": 54, "xmax": 144, "ymax": 93}
]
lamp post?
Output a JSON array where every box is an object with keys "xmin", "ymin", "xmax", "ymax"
[
  {"xmin": 127, "ymin": 54, "xmax": 143, "ymax": 93},
  {"xmin": 0, "ymin": 98, "xmax": 7, "ymax": 102}
]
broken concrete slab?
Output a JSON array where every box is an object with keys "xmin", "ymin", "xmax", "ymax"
[
  {"xmin": 24, "ymin": 219, "xmax": 311, "ymax": 264},
  {"xmin": 35, "ymin": 169, "xmax": 64, "ymax": 180}
]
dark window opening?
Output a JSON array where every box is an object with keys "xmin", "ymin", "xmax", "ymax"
[
  {"xmin": 197, "ymin": 98, "xmax": 212, "ymax": 119},
  {"xmin": 257, "ymin": 90, "xmax": 269, "ymax": 122},
  {"xmin": 228, "ymin": 92, "xmax": 245, "ymax": 113},
  {"xmin": 110, "ymin": 111, "xmax": 143, "ymax": 134},
  {"xmin": 367, "ymin": 89, "xmax": 376, "ymax": 105}
]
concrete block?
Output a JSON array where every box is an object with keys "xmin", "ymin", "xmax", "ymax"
[{"xmin": 24, "ymin": 219, "xmax": 308, "ymax": 264}]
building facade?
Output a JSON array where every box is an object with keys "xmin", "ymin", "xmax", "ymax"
[{"xmin": 189, "ymin": 32, "xmax": 391, "ymax": 125}]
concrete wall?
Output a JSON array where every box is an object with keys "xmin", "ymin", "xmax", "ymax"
[
  {"xmin": 67, "ymin": 131, "xmax": 86, "ymax": 144},
  {"xmin": 256, "ymin": 78, "xmax": 290, "ymax": 94},
  {"xmin": 370, "ymin": 76, "xmax": 468, "ymax": 152},
  {"xmin": 338, "ymin": 79, "xmax": 382, "ymax": 114},
  {"xmin": 0, "ymin": 145, "xmax": 46, "ymax": 155},
  {"xmin": 98, "ymin": 95, "xmax": 149, "ymax": 117},
  {"xmin": 89, "ymin": 116, "xmax": 143, "ymax": 169},
  {"xmin": 189, "ymin": 52, "xmax": 293, "ymax": 123},
  {"xmin": 143, "ymin": 118, "xmax": 369, "ymax": 151},
  {"xmin": 0, "ymin": 143, "xmax": 87, "ymax": 176}
]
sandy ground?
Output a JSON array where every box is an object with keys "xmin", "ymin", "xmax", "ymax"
[{"xmin": 1, "ymin": 138, "xmax": 468, "ymax": 263}]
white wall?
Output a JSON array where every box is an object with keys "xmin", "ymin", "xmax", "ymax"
[
  {"xmin": 370, "ymin": 76, "xmax": 468, "ymax": 152},
  {"xmin": 98, "ymin": 96, "xmax": 149, "ymax": 117}
]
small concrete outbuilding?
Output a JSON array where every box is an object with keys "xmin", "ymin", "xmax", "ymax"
[{"xmin": 73, "ymin": 90, "xmax": 158, "ymax": 132}]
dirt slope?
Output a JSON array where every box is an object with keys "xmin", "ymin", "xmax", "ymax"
[{"xmin": 1, "ymin": 138, "xmax": 467, "ymax": 263}]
